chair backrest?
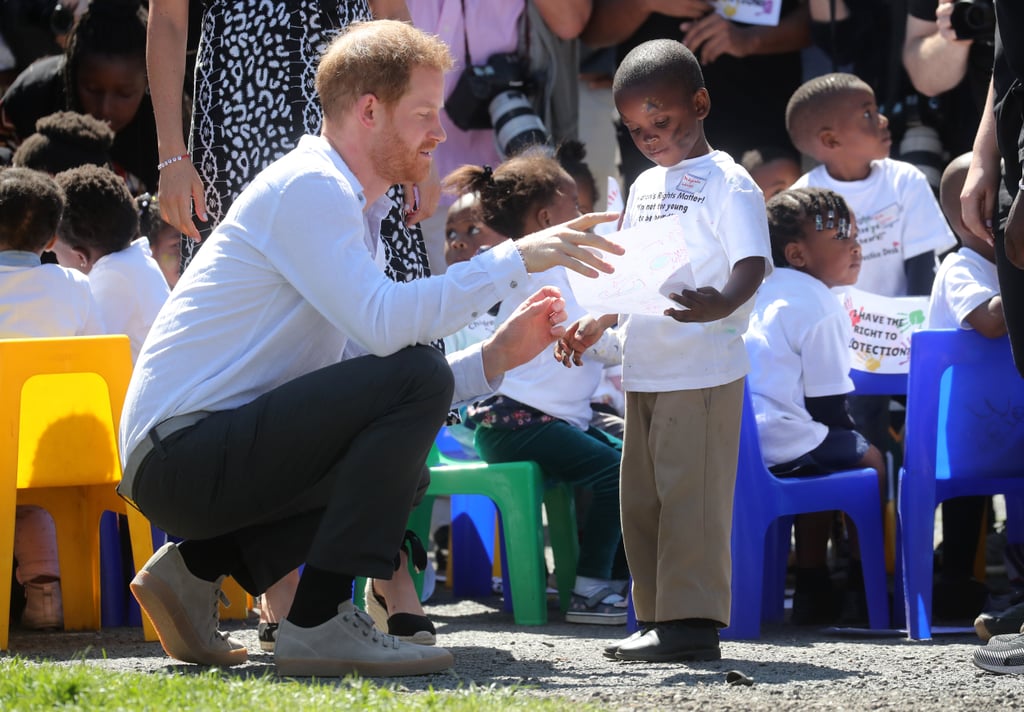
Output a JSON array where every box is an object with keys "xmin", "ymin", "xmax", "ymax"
[
  {"xmin": 0, "ymin": 336, "xmax": 132, "ymax": 489},
  {"xmin": 904, "ymin": 329, "xmax": 1024, "ymax": 481},
  {"xmin": 849, "ymin": 369, "xmax": 908, "ymax": 396}
]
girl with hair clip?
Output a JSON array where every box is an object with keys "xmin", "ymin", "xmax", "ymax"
[
  {"xmin": 745, "ymin": 187, "xmax": 887, "ymax": 626},
  {"xmin": 446, "ymin": 148, "xmax": 630, "ymax": 626},
  {"xmin": 0, "ymin": 0, "xmax": 157, "ymax": 193}
]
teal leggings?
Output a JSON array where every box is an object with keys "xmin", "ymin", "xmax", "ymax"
[{"xmin": 474, "ymin": 420, "xmax": 626, "ymax": 581}]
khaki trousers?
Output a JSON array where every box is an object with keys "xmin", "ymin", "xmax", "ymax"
[{"xmin": 621, "ymin": 378, "xmax": 744, "ymax": 624}]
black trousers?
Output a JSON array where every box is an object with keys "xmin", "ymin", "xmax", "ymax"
[{"xmin": 132, "ymin": 346, "xmax": 453, "ymax": 594}]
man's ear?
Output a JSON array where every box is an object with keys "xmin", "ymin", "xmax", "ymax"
[
  {"xmin": 784, "ymin": 240, "xmax": 806, "ymax": 267},
  {"xmin": 693, "ymin": 87, "xmax": 711, "ymax": 120},
  {"xmin": 355, "ymin": 93, "xmax": 381, "ymax": 129}
]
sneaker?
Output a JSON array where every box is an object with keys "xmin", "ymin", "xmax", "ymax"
[
  {"xmin": 21, "ymin": 579, "xmax": 63, "ymax": 630},
  {"xmin": 130, "ymin": 542, "xmax": 248, "ymax": 667},
  {"xmin": 364, "ymin": 580, "xmax": 437, "ymax": 645},
  {"xmin": 258, "ymin": 621, "xmax": 278, "ymax": 652},
  {"xmin": 565, "ymin": 588, "xmax": 628, "ymax": 625},
  {"xmin": 973, "ymin": 633, "xmax": 1024, "ymax": 674},
  {"xmin": 975, "ymin": 600, "xmax": 1024, "ymax": 642},
  {"xmin": 275, "ymin": 600, "xmax": 453, "ymax": 677}
]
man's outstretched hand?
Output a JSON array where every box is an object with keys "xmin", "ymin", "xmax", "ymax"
[
  {"xmin": 515, "ymin": 213, "xmax": 624, "ymax": 277},
  {"xmin": 481, "ymin": 286, "xmax": 569, "ymax": 382}
]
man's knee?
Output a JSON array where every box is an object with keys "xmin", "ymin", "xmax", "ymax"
[{"xmin": 393, "ymin": 345, "xmax": 454, "ymax": 403}]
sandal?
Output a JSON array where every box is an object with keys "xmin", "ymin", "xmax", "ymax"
[
  {"xmin": 365, "ymin": 530, "xmax": 437, "ymax": 645},
  {"xmin": 565, "ymin": 587, "xmax": 628, "ymax": 626}
]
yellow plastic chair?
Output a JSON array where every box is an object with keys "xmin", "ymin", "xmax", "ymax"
[{"xmin": 0, "ymin": 335, "xmax": 157, "ymax": 648}]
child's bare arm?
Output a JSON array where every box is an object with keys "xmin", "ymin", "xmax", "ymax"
[
  {"xmin": 664, "ymin": 256, "xmax": 766, "ymax": 323},
  {"xmin": 554, "ymin": 313, "xmax": 617, "ymax": 367},
  {"xmin": 964, "ymin": 296, "xmax": 1007, "ymax": 339}
]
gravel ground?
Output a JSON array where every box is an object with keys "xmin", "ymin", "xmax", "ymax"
[{"xmin": 6, "ymin": 587, "xmax": 1024, "ymax": 711}]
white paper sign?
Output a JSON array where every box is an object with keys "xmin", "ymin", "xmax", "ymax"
[
  {"xmin": 568, "ymin": 214, "xmax": 696, "ymax": 316},
  {"xmin": 835, "ymin": 287, "xmax": 929, "ymax": 374},
  {"xmin": 594, "ymin": 176, "xmax": 624, "ymax": 237},
  {"xmin": 714, "ymin": 0, "xmax": 782, "ymax": 26}
]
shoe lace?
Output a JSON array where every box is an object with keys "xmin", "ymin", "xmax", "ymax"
[
  {"xmin": 206, "ymin": 586, "xmax": 231, "ymax": 644},
  {"xmin": 342, "ymin": 607, "xmax": 400, "ymax": 649}
]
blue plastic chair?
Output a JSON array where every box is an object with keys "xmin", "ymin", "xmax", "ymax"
[
  {"xmin": 723, "ymin": 383, "xmax": 890, "ymax": 639},
  {"xmin": 899, "ymin": 329, "xmax": 1024, "ymax": 640}
]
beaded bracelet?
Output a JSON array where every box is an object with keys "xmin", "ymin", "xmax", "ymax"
[{"xmin": 157, "ymin": 153, "xmax": 189, "ymax": 171}]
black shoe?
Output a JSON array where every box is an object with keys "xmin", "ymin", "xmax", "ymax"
[
  {"xmin": 614, "ymin": 620, "xmax": 721, "ymax": 662},
  {"xmin": 603, "ymin": 624, "xmax": 649, "ymax": 659}
]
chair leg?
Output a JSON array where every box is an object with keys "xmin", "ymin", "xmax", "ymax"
[
  {"xmin": 899, "ymin": 479, "xmax": 936, "ymax": 640},
  {"xmin": 761, "ymin": 517, "xmax": 792, "ymax": 624},
  {"xmin": 543, "ymin": 484, "xmax": 579, "ymax": 613},
  {"xmin": 848, "ymin": 503, "xmax": 890, "ymax": 630},
  {"xmin": 0, "ymin": 498, "xmax": 16, "ymax": 650},
  {"xmin": 491, "ymin": 490, "xmax": 548, "ymax": 626},
  {"xmin": 723, "ymin": 511, "xmax": 767, "ymax": 640}
]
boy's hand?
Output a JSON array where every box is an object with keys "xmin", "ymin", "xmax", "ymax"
[
  {"xmin": 555, "ymin": 314, "xmax": 611, "ymax": 367},
  {"xmin": 664, "ymin": 286, "xmax": 735, "ymax": 322}
]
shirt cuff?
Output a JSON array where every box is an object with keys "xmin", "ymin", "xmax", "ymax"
[
  {"xmin": 448, "ymin": 341, "xmax": 502, "ymax": 406},
  {"xmin": 473, "ymin": 239, "xmax": 530, "ymax": 297}
]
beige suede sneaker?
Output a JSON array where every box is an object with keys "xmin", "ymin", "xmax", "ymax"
[
  {"xmin": 275, "ymin": 600, "xmax": 453, "ymax": 677},
  {"xmin": 130, "ymin": 542, "xmax": 248, "ymax": 666}
]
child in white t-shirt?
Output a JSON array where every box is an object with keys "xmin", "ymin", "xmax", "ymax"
[
  {"xmin": 558, "ymin": 40, "xmax": 772, "ymax": 662},
  {"xmin": 51, "ymin": 165, "xmax": 169, "ymax": 362},
  {"xmin": 745, "ymin": 187, "xmax": 886, "ymax": 625},
  {"xmin": 786, "ymin": 73, "xmax": 957, "ymax": 298},
  {"xmin": 0, "ymin": 167, "xmax": 105, "ymax": 631},
  {"xmin": 446, "ymin": 149, "xmax": 629, "ymax": 626}
]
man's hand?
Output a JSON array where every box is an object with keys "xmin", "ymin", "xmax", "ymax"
[
  {"xmin": 515, "ymin": 212, "xmax": 624, "ymax": 277},
  {"xmin": 681, "ymin": 12, "xmax": 754, "ymax": 64},
  {"xmin": 481, "ymin": 286, "xmax": 568, "ymax": 382},
  {"xmin": 158, "ymin": 160, "xmax": 207, "ymax": 242},
  {"xmin": 554, "ymin": 313, "xmax": 617, "ymax": 367},
  {"xmin": 935, "ymin": 1, "xmax": 970, "ymax": 43},
  {"xmin": 1006, "ymin": 192, "xmax": 1024, "ymax": 270}
]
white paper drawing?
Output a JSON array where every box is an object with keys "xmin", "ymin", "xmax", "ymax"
[
  {"xmin": 568, "ymin": 214, "xmax": 697, "ymax": 315},
  {"xmin": 713, "ymin": 0, "xmax": 782, "ymax": 26},
  {"xmin": 594, "ymin": 176, "xmax": 624, "ymax": 237}
]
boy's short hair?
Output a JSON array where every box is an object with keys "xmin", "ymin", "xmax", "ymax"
[
  {"xmin": 12, "ymin": 111, "xmax": 114, "ymax": 175},
  {"xmin": 612, "ymin": 39, "xmax": 705, "ymax": 100},
  {"xmin": 765, "ymin": 187, "xmax": 852, "ymax": 268},
  {"xmin": 54, "ymin": 165, "xmax": 139, "ymax": 257},
  {"xmin": 0, "ymin": 167, "xmax": 65, "ymax": 252},
  {"xmin": 785, "ymin": 73, "xmax": 872, "ymax": 158},
  {"xmin": 316, "ymin": 19, "xmax": 453, "ymax": 120}
]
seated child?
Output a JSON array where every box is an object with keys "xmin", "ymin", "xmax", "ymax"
[
  {"xmin": 51, "ymin": 165, "xmax": 169, "ymax": 362},
  {"xmin": 786, "ymin": 73, "xmax": 957, "ymax": 298},
  {"xmin": 0, "ymin": 166, "xmax": 104, "ymax": 629},
  {"xmin": 12, "ymin": 111, "xmax": 114, "ymax": 175},
  {"xmin": 927, "ymin": 152, "xmax": 1005, "ymax": 623},
  {"xmin": 745, "ymin": 187, "xmax": 887, "ymax": 624},
  {"xmin": 447, "ymin": 149, "xmax": 630, "ymax": 625},
  {"xmin": 741, "ymin": 146, "xmax": 802, "ymax": 200},
  {"xmin": 557, "ymin": 139, "xmax": 599, "ymax": 214},
  {"xmin": 137, "ymin": 192, "xmax": 182, "ymax": 288}
]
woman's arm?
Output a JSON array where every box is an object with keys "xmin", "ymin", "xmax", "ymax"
[{"xmin": 147, "ymin": 0, "xmax": 207, "ymax": 240}]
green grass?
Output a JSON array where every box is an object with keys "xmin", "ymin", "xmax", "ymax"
[{"xmin": 0, "ymin": 657, "xmax": 604, "ymax": 711}]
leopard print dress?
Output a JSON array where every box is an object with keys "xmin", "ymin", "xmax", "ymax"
[{"xmin": 186, "ymin": 0, "xmax": 433, "ymax": 294}]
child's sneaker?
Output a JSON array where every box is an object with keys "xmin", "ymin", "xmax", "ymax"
[
  {"xmin": 258, "ymin": 621, "xmax": 278, "ymax": 652},
  {"xmin": 565, "ymin": 588, "xmax": 627, "ymax": 625},
  {"xmin": 21, "ymin": 579, "xmax": 62, "ymax": 630},
  {"xmin": 973, "ymin": 633, "xmax": 1024, "ymax": 674}
]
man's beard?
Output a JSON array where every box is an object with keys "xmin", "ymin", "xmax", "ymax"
[{"xmin": 371, "ymin": 123, "xmax": 432, "ymax": 186}]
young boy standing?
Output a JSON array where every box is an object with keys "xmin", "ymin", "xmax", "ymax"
[
  {"xmin": 558, "ymin": 40, "xmax": 772, "ymax": 662},
  {"xmin": 786, "ymin": 73, "xmax": 957, "ymax": 298}
]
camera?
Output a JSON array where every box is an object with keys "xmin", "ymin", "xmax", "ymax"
[
  {"xmin": 446, "ymin": 53, "xmax": 550, "ymax": 159},
  {"xmin": 949, "ymin": 0, "xmax": 995, "ymax": 42}
]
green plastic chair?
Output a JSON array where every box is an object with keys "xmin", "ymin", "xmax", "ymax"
[{"xmin": 356, "ymin": 445, "xmax": 579, "ymax": 626}]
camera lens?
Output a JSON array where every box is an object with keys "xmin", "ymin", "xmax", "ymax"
[
  {"xmin": 489, "ymin": 90, "xmax": 549, "ymax": 159},
  {"xmin": 950, "ymin": 0, "xmax": 995, "ymax": 41},
  {"xmin": 50, "ymin": 2, "xmax": 74, "ymax": 35}
]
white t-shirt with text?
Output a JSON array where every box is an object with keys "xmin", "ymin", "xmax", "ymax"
[{"xmin": 925, "ymin": 247, "xmax": 1000, "ymax": 330}]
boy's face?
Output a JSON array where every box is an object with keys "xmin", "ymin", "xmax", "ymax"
[
  {"xmin": 751, "ymin": 158, "xmax": 801, "ymax": 200},
  {"xmin": 444, "ymin": 201, "xmax": 503, "ymax": 267},
  {"xmin": 822, "ymin": 88, "xmax": 891, "ymax": 167},
  {"xmin": 786, "ymin": 213, "xmax": 862, "ymax": 288},
  {"xmin": 615, "ymin": 81, "xmax": 710, "ymax": 167}
]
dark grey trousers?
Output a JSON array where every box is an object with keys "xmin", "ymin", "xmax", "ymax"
[{"xmin": 131, "ymin": 345, "xmax": 453, "ymax": 594}]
